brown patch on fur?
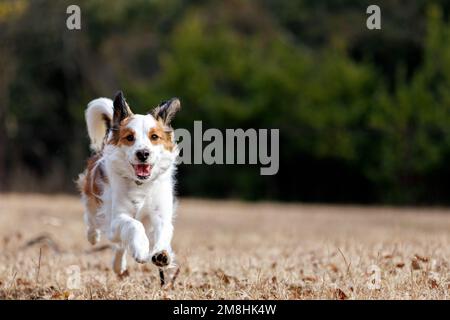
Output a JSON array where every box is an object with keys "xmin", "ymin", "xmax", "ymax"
[
  {"xmin": 149, "ymin": 120, "xmax": 174, "ymax": 151},
  {"xmin": 109, "ymin": 117, "xmax": 134, "ymax": 145},
  {"xmin": 117, "ymin": 127, "xmax": 136, "ymax": 147},
  {"xmin": 79, "ymin": 154, "xmax": 108, "ymax": 207}
]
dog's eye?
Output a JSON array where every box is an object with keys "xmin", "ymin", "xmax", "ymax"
[
  {"xmin": 126, "ymin": 134, "xmax": 135, "ymax": 142},
  {"xmin": 150, "ymin": 134, "xmax": 159, "ymax": 141}
]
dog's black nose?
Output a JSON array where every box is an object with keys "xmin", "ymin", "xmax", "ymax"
[{"xmin": 136, "ymin": 149, "xmax": 150, "ymax": 162}]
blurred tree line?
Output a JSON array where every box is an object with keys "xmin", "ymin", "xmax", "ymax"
[{"xmin": 1, "ymin": 0, "xmax": 450, "ymax": 204}]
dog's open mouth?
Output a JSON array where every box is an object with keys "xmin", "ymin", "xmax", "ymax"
[{"xmin": 133, "ymin": 164, "xmax": 152, "ymax": 180}]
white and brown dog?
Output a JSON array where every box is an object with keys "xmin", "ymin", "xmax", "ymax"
[{"xmin": 77, "ymin": 91, "xmax": 180, "ymax": 275}]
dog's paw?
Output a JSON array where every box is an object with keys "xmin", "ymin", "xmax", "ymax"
[
  {"xmin": 130, "ymin": 243, "xmax": 150, "ymax": 264},
  {"xmin": 131, "ymin": 249, "xmax": 149, "ymax": 264},
  {"xmin": 151, "ymin": 250, "xmax": 171, "ymax": 267},
  {"xmin": 87, "ymin": 228, "xmax": 101, "ymax": 245}
]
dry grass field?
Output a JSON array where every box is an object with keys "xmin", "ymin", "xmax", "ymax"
[{"xmin": 0, "ymin": 193, "xmax": 449, "ymax": 300}]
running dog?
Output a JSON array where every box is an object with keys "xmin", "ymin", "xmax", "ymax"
[{"xmin": 77, "ymin": 91, "xmax": 180, "ymax": 275}]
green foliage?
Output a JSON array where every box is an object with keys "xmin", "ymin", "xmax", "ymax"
[{"xmin": 2, "ymin": 0, "xmax": 450, "ymax": 204}]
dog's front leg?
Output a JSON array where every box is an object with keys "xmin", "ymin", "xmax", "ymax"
[
  {"xmin": 109, "ymin": 213, "xmax": 150, "ymax": 264},
  {"xmin": 149, "ymin": 192, "xmax": 175, "ymax": 267}
]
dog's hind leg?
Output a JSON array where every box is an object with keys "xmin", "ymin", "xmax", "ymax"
[
  {"xmin": 83, "ymin": 196, "xmax": 102, "ymax": 245},
  {"xmin": 78, "ymin": 171, "xmax": 103, "ymax": 245},
  {"xmin": 112, "ymin": 245, "xmax": 127, "ymax": 276}
]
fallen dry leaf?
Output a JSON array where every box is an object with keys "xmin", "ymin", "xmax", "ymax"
[
  {"xmin": 288, "ymin": 285, "xmax": 303, "ymax": 299},
  {"xmin": 51, "ymin": 291, "xmax": 70, "ymax": 300},
  {"xmin": 415, "ymin": 254, "xmax": 429, "ymax": 263},
  {"xmin": 16, "ymin": 278, "xmax": 32, "ymax": 286},
  {"xmin": 429, "ymin": 279, "xmax": 439, "ymax": 289},
  {"xmin": 215, "ymin": 269, "xmax": 231, "ymax": 285},
  {"xmin": 328, "ymin": 263, "xmax": 339, "ymax": 273},
  {"xmin": 198, "ymin": 283, "xmax": 212, "ymax": 290},
  {"xmin": 411, "ymin": 259, "xmax": 421, "ymax": 270},
  {"xmin": 51, "ymin": 292, "xmax": 62, "ymax": 299},
  {"xmin": 335, "ymin": 288, "xmax": 348, "ymax": 300},
  {"xmin": 302, "ymin": 275, "xmax": 317, "ymax": 282},
  {"xmin": 21, "ymin": 234, "xmax": 61, "ymax": 253}
]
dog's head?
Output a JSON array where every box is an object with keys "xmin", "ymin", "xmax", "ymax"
[{"xmin": 106, "ymin": 91, "xmax": 181, "ymax": 183}]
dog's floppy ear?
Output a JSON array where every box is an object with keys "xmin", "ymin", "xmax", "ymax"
[
  {"xmin": 113, "ymin": 91, "xmax": 133, "ymax": 128},
  {"xmin": 151, "ymin": 98, "xmax": 181, "ymax": 126}
]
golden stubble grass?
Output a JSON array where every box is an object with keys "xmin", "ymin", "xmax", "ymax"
[{"xmin": 0, "ymin": 193, "xmax": 449, "ymax": 300}]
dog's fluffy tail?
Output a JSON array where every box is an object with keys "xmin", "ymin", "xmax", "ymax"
[{"xmin": 85, "ymin": 98, "xmax": 114, "ymax": 152}]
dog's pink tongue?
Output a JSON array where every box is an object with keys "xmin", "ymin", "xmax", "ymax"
[{"xmin": 135, "ymin": 164, "xmax": 151, "ymax": 176}]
